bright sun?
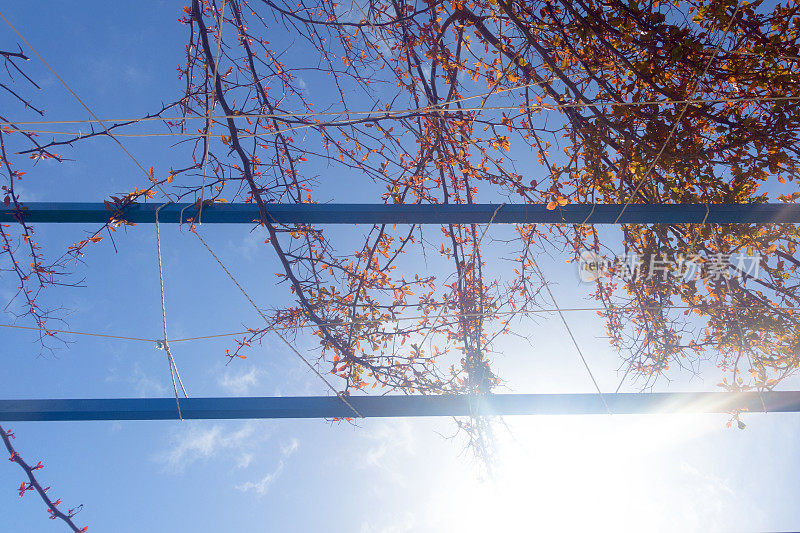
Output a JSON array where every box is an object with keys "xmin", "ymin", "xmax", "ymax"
[{"xmin": 426, "ymin": 414, "xmax": 725, "ymax": 532}]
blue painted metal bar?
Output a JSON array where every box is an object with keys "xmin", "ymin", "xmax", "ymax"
[
  {"xmin": 2, "ymin": 203, "xmax": 800, "ymax": 225},
  {"xmin": 1, "ymin": 392, "xmax": 799, "ymax": 421}
]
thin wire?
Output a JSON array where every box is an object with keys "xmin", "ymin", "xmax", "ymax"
[
  {"xmin": 611, "ymin": 2, "xmax": 743, "ymax": 389},
  {"xmin": 1, "ymin": 2, "xmax": 780, "ymax": 410},
  {"xmin": 155, "ymin": 203, "xmax": 189, "ymax": 419},
  {"xmin": 198, "ymin": 0, "xmax": 227, "ymax": 224},
  {"xmin": 351, "ymin": 0, "xmax": 394, "ymax": 57},
  {"xmin": 688, "ymin": 204, "xmax": 711, "ymax": 254},
  {"xmin": 4, "ymin": 302, "xmax": 799, "ymax": 345},
  {"xmin": 614, "ymin": 362, "xmax": 634, "ymax": 394},
  {"xmin": 7, "ymin": 129, "xmax": 227, "ymax": 138},
  {"xmin": 717, "ymin": 236, "xmax": 769, "ymax": 413},
  {"xmin": 1, "ymin": 8, "xmax": 186, "ymax": 414},
  {"xmin": 9, "ymin": 95, "xmax": 797, "ymax": 154},
  {"xmin": 530, "ymin": 255, "xmax": 611, "ymax": 414},
  {"xmin": 0, "ymin": 9, "xmax": 174, "ymax": 201},
  {"xmin": 731, "ymin": 301, "xmax": 768, "ymax": 413},
  {"xmin": 0, "ymin": 80, "xmax": 540, "ymax": 126},
  {"xmin": 614, "ymin": 205, "xmax": 711, "ymax": 392},
  {"xmin": 3, "ymin": 95, "xmax": 797, "ymax": 128},
  {"xmin": 613, "ymin": 1, "xmax": 743, "ymax": 224},
  {"xmin": 0, "ymin": 323, "xmax": 156, "ymax": 342},
  {"xmin": 417, "ymin": 204, "xmax": 505, "ymax": 352},
  {"xmin": 192, "ymin": 227, "xmax": 363, "ymax": 418}
]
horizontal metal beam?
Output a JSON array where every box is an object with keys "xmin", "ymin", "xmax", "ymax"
[
  {"xmin": 3, "ymin": 203, "xmax": 800, "ymax": 225},
  {"xmin": 2, "ymin": 392, "xmax": 799, "ymax": 421}
]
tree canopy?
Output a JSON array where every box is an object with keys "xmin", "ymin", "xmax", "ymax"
[{"xmin": 2, "ymin": 0, "xmax": 800, "ymax": 527}]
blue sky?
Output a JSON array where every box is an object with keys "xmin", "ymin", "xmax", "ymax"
[{"xmin": 3, "ymin": 2, "xmax": 800, "ymax": 532}]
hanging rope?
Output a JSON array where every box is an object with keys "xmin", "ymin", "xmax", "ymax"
[{"xmin": 155, "ymin": 203, "xmax": 189, "ymax": 419}]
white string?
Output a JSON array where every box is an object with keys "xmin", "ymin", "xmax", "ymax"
[{"xmin": 155, "ymin": 203, "xmax": 189, "ymax": 419}]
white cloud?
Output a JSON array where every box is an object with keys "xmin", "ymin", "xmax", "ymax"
[
  {"xmin": 236, "ymin": 452, "xmax": 254, "ymax": 469},
  {"xmin": 218, "ymin": 367, "xmax": 260, "ymax": 395},
  {"xmin": 9, "ymin": 182, "xmax": 42, "ymax": 202},
  {"xmin": 236, "ymin": 227, "xmax": 269, "ymax": 262},
  {"xmin": 281, "ymin": 437, "xmax": 299, "ymax": 457},
  {"xmin": 235, "ymin": 461, "xmax": 285, "ymax": 496},
  {"xmin": 680, "ymin": 461, "xmax": 735, "ymax": 495},
  {"xmin": 123, "ymin": 65, "xmax": 150, "ymax": 85},
  {"xmin": 155, "ymin": 422, "xmax": 259, "ymax": 472},
  {"xmin": 131, "ymin": 363, "xmax": 167, "ymax": 397},
  {"xmin": 106, "ymin": 362, "xmax": 168, "ymax": 397},
  {"xmin": 358, "ymin": 512, "xmax": 416, "ymax": 533},
  {"xmin": 235, "ymin": 437, "xmax": 300, "ymax": 496},
  {"xmin": 362, "ymin": 420, "xmax": 415, "ymax": 467}
]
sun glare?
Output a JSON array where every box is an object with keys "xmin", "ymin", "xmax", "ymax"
[{"xmin": 428, "ymin": 414, "xmax": 725, "ymax": 532}]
